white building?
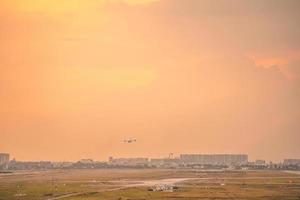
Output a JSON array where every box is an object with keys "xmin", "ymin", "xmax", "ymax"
[{"xmin": 180, "ymin": 154, "xmax": 248, "ymax": 165}]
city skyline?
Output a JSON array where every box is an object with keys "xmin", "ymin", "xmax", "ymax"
[
  {"xmin": 2, "ymin": 151, "xmax": 300, "ymax": 171},
  {"xmin": 1, "ymin": 151, "xmax": 298, "ymax": 163}
]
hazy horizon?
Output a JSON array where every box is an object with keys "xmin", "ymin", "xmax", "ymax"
[
  {"xmin": 1, "ymin": 0, "xmax": 300, "ymax": 162},
  {"xmin": 2, "ymin": 153, "xmax": 285, "ymax": 163}
]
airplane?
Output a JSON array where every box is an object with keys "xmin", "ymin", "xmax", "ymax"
[{"xmin": 123, "ymin": 138, "xmax": 137, "ymax": 143}]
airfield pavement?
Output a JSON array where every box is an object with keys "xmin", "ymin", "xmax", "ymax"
[{"xmin": 1, "ymin": 169, "xmax": 300, "ymax": 200}]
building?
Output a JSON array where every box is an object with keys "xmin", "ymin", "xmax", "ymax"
[
  {"xmin": 255, "ymin": 160, "xmax": 266, "ymax": 166},
  {"xmin": 0, "ymin": 153, "xmax": 10, "ymax": 166},
  {"xmin": 109, "ymin": 157, "xmax": 149, "ymax": 166},
  {"xmin": 283, "ymin": 159, "xmax": 300, "ymax": 166},
  {"xmin": 52, "ymin": 162, "xmax": 74, "ymax": 168},
  {"xmin": 79, "ymin": 159, "xmax": 94, "ymax": 164},
  {"xmin": 180, "ymin": 154, "xmax": 248, "ymax": 165},
  {"xmin": 8, "ymin": 161, "xmax": 53, "ymax": 170},
  {"xmin": 150, "ymin": 158, "xmax": 180, "ymax": 167}
]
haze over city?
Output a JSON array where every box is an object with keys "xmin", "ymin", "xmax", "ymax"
[{"xmin": 1, "ymin": 0, "xmax": 300, "ymax": 162}]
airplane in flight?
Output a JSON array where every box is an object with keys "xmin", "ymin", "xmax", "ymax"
[{"xmin": 123, "ymin": 138, "xmax": 137, "ymax": 143}]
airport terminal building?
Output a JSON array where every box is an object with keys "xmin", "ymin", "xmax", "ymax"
[{"xmin": 180, "ymin": 154, "xmax": 248, "ymax": 165}]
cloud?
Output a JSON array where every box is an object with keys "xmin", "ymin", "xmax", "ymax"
[{"xmin": 250, "ymin": 51, "xmax": 300, "ymax": 81}]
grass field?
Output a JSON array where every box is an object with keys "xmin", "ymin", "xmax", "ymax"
[{"xmin": 1, "ymin": 169, "xmax": 300, "ymax": 200}]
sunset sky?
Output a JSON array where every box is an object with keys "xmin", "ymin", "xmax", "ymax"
[{"xmin": 0, "ymin": 0, "xmax": 299, "ymax": 162}]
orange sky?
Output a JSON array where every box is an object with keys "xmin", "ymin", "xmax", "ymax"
[{"xmin": 1, "ymin": 0, "xmax": 300, "ymax": 162}]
